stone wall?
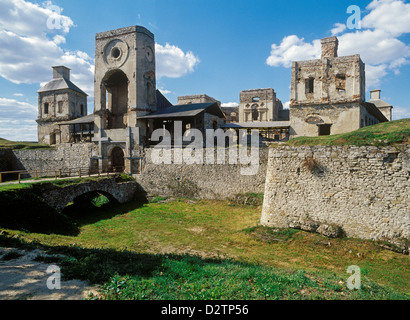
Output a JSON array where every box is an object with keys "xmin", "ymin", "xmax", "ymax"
[
  {"xmin": 136, "ymin": 147, "xmax": 269, "ymax": 199},
  {"xmin": 261, "ymin": 145, "xmax": 410, "ymax": 247},
  {"xmin": 12, "ymin": 143, "xmax": 97, "ymax": 175}
]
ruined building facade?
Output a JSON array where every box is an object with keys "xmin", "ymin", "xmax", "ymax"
[
  {"xmin": 37, "ymin": 66, "xmax": 88, "ymax": 145},
  {"xmin": 238, "ymin": 88, "xmax": 285, "ymax": 123},
  {"xmin": 36, "ymin": 28, "xmax": 395, "ymax": 173},
  {"xmin": 289, "ymin": 36, "xmax": 389, "ymax": 137}
]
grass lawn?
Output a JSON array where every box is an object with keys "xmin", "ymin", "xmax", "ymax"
[
  {"xmin": 287, "ymin": 118, "xmax": 410, "ymax": 147},
  {"xmin": 1, "ymin": 197, "xmax": 408, "ymax": 300},
  {"xmin": 0, "ymin": 138, "xmax": 53, "ymax": 150}
]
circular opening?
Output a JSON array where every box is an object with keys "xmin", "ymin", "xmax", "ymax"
[{"xmin": 111, "ymin": 47, "xmax": 121, "ymax": 59}]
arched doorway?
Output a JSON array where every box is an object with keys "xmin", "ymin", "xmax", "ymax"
[
  {"xmin": 103, "ymin": 70, "xmax": 129, "ymax": 129},
  {"xmin": 110, "ymin": 147, "xmax": 125, "ymax": 172}
]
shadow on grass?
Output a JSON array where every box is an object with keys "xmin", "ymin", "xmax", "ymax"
[
  {"xmin": 62, "ymin": 194, "xmax": 147, "ymax": 227},
  {"xmin": 0, "ymin": 185, "xmax": 147, "ymax": 236},
  {"xmin": 1, "ymin": 233, "xmax": 408, "ymax": 300}
]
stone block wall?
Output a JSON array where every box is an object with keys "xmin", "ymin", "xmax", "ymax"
[
  {"xmin": 137, "ymin": 147, "xmax": 269, "ymax": 199},
  {"xmin": 12, "ymin": 143, "xmax": 97, "ymax": 175},
  {"xmin": 261, "ymin": 145, "xmax": 410, "ymax": 246}
]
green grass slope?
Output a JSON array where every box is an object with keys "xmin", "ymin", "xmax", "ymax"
[
  {"xmin": 0, "ymin": 137, "xmax": 53, "ymax": 150},
  {"xmin": 287, "ymin": 118, "xmax": 410, "ymax": 147}
]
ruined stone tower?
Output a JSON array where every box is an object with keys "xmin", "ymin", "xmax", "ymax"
[
  {"xmin": 37, "ymin": 66, "xmax": 88, "ymax": 145},
  {"xmin": 93, "ymin": 26, "xmax": 156, "ymax": 172}
]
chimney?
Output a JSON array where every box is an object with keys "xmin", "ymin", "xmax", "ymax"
[
  {"xmin": 321, "ymin": 37, "xmax": 339, "ymax": 59},
  {"xmin": 52, "ymin": 66, "xmax": 70, "ymax": 80},
  {"xmin": 370, "ymin": 89, "xmax": 381, "ymax": 100}
]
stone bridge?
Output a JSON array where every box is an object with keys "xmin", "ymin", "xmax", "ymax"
[{"xmin": 34, "ymin": 177, "xmax": 141, "ymax": 212}]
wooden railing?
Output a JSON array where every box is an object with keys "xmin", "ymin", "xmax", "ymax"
[{"xmin": 0, "ymin": 166, "xmax": 125, "ymax": 184}]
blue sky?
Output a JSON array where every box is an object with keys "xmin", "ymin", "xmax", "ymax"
[{"xmin": 0, "ymin": 0, "xmax": 409, "ymax": 141}]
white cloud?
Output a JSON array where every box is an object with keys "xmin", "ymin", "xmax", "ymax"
[
  {"xmin": 156, "ymin": 43, "xmax": 200, "ymax": 79},
  {"xmin": 266, "ymin": 35, "xmax": 321, "ymax": 68},
  {"xmin": 53, "ymin": 34, "xmax": 66, "ymax": 45},
  {"xmin": 337, "ymin": 29, "xmax": 410, "ymax": 66},
  {"xmin": 0, "ymin": 0, "xmax": 199, "ymax": 96},
  {"xmin": 0, "ymin": 119, "xmax": 37, "ymax": 141},
  {"xmin": 0, "ymin": 97, "xmax": 38, "ymax": 141},
  {"xmin": 158, "ymin": 88, "xmax": 172, "ymax": 95},
  {"xmin": 0, "ymin": 97, "xmax": 37, "ymax": 120},
  {"xmin": 0, "ymin": 0, "xmax": 93, "ymax": 96},
  {"xmin": 266, "ymin": 0, "xmax": 410, "ymax": 91},
  {"xmin": 365, "ymin": 64, "xmax": 389, "ymax": 88},
  {"xmin": 221, "ymin": 102, "xmax": 239, "ymax": 108},
  {"xmin": 363, "ymin": 0, "xmax": 410, "ymax": 36},
  {"xmin": 392, "ymin": 106, "xmax": 410, "ymax": 120},
  {"xmin": 331, "ymin": 23, "xmax": 347, "ymax": 36},
  {"xmin": 283, "ymin": 101, "xmax": 290, "ymax": 110}
]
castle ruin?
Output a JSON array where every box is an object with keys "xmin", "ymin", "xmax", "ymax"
[{"xmin": 36, "ymin": 27, "xmax": 393, "ymax": 174}]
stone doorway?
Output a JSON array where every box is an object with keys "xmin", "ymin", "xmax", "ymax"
[{"xmin": 110, "ymin": 147, "xmax": 125, "ymax": 172}]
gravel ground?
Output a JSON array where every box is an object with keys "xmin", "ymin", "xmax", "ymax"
[{"xmin": 0, "ymin": 247, "xmax": 98, "ymax": 300}]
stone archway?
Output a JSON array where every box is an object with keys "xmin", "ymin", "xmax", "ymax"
[
  {"xmin": 102, "ymin": 69, "xmax": 129, "ymax": 129},
  {"xmin": 110, "ymin": 146, "xmax": 125, "ymax": 172}
]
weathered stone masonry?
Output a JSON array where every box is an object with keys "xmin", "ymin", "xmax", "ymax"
[
  {"xmin": 11, "ymin": 143, "xmax": 97, "ymax": 174},
  {"xmin": 137, "ymin": 147, "xmax": 269, "ymax": 199},
  {"xmin": 261, "ymin": 145, "xmax": 410, "ymax": 246}
]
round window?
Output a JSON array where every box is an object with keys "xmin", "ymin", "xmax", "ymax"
[{"xmin": 111, "ymin": 47, "xmax": 121, "ymax": 59}]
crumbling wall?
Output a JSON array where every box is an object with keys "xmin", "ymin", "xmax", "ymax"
[
  {"xmin": 137, "ymin": 147, "xmax": 269, "ymax": 199},
  {"xmin": 261, "ymin": 145, "xmax": 410, "ymax": 247},
  {"xmin": 12, "ymin": 143, "xmax": 97, "ymax": 175}
]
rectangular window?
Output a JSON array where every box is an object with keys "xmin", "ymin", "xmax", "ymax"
[
  {"xmin": 44, "ymin": 103, "xmax": 49, "ymax": 115},
  {"xmin": 305, "ymin": 78, "xmax": 314, "ymax": 94},
  {"xmin": 58, "ymin": 101, "xmax": 63, "ymax": 113},
  {"xmin": 336, "ymin": 74, "xmax": 346, "ymax": 92},
  {"xmin": 318, "ymin": 124, "xmax": 332, "ymax": 136}
]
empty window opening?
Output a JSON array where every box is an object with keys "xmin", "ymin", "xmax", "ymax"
[
  {"xmin": 251, "ymin": 104, "xmax": 259, "ymax": 121},
  {"xmin": 318, "ymin": 124, "xmax": 332, "ymax": 136},
  {"xmin": 44, "ymin": 103, "xmax": 49, "ymax": 115},
  {"xmin": 50, "ymin": 133, "xmax": 56, "ymax": 145},
  {"xmin": 336, "ymin": 74, "xmax": 346, "ymax": 92},
  {"xmin": 252, "ymin": 97, "xmax": 260, "ymax": 102},
  {"xmin": 111, "ymin": 47, "xmax": 121, "ymax": 59},
  {"xmin": 80, "ymin": 104, "xmax": 84, "ymax": 116},
  {"xmin": 103, "ymin": 70, "xmax": 129, "ymax": 129},
  {"xmin": 305, "ymin": 78, "xmax": 314, "ymax": 94}
]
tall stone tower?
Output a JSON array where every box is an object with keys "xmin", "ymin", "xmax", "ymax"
[
  {"xmin": 93, "ymin": 26, "xmax": 156, "ymax": 172},
  {"xmin": 37, "ymin": 66, "xmax": 88, "ymax": 145}
]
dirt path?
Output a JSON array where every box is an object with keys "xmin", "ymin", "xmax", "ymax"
[{"xmin": 0, "ymin": 247, "xmax": 99, "ymax": 300}]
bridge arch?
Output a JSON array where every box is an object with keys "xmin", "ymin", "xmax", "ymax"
[
  {"xmin": 38, "ymin": 178, "xmax": 139, "ymax": 213},
  {"xmin": 62, "ymin": 190, "xmax": 119, "ymax": 215}
]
